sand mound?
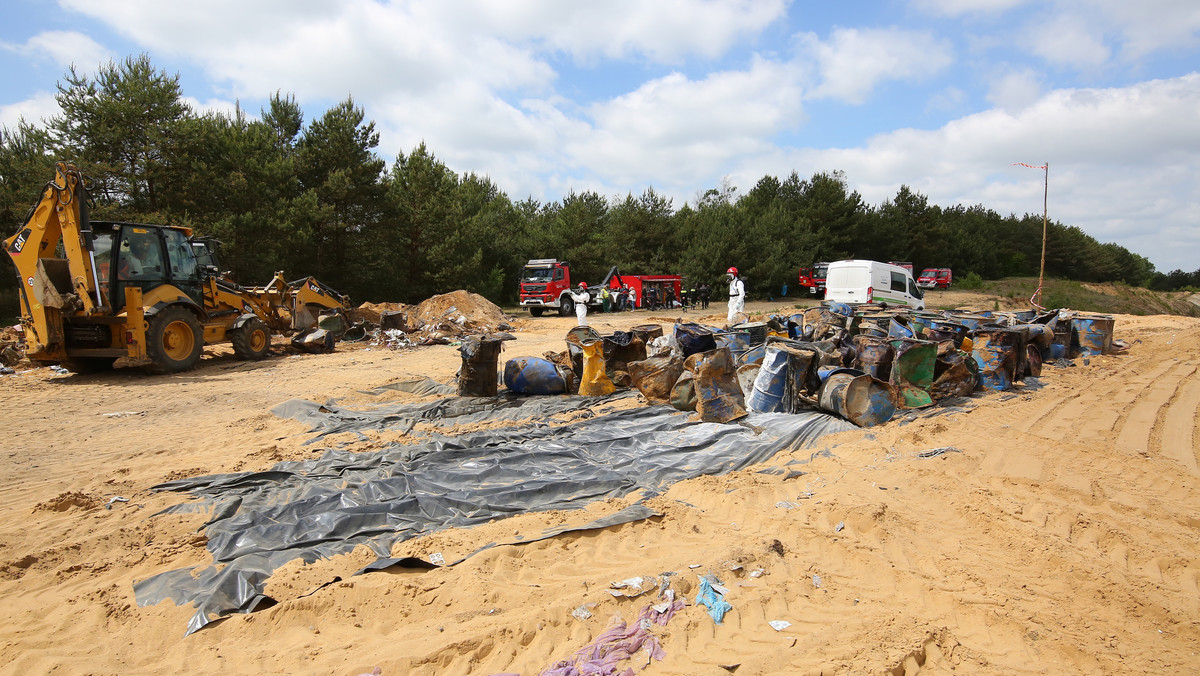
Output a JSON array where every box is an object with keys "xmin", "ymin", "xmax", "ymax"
[{"xmin": 411, "ymin": 290, "xmax": 507, "ymax": 330}]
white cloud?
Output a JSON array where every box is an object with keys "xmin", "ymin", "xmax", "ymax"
[
  {"xmin": 571, "ymin": 58, "xmax": 805, "ymax": 188},
  {"xmin": 56, "ymin": 0, "xmax": 788, "ymax": 102},
  {"xmin": 797, "ymin": 27, "xmax": 955, "ymax": 104},
  {"xmin": 1025, "ymin": 13, "xmax": 1111, "ymax": 69},
  {"xmin": 0, "ymin": 93, "xmax": 61, "ymax": 129},
  {"xmin": 912, "ymin": 0, "xmax": 1031, "ymax": 16},
  {"xmin": 451, "ymin": 0, "xmax": 789, "ymax": 62},
  {"xmin": 985, "ymin": 68, "xmax": 1043, "ymax": 109},
  {"xmin": 1, "ymin": 30, "xmax": 112, "ymax": 70},
  {"xmin": 1087, "ymin": 0, "xmax": 1200, "ymax": 59},
  {"xmin": 728, "ymin": 74, "xmax": 1200, "ymax": 272}
]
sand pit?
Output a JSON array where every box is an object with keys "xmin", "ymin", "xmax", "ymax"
[{"xmin": 0, "ymin": 300, "xmax": 1198, "ymax": 674}]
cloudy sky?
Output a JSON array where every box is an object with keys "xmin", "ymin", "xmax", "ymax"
[{"xmin": 2, "ymin": 0, "xmax": 1198, "ymax": 272}]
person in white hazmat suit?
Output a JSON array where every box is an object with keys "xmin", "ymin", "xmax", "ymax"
[
  {"xmin": 570, "ymin": 282, "xmax": 592, "ymax": 326},
  {"xmin": 726, "ymin": 266, "xmax": 745, "ymax": 326}
]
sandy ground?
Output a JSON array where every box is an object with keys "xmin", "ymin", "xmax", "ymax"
[{"xmin": 1, "ymin": 297, "xmax": 1198, "ymax": 675}]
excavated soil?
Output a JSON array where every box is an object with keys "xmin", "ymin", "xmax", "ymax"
[{"xmin": 0, "ymin": 299, "xmax": 1198, "ymax": 675}]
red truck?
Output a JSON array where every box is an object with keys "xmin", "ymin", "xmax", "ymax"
[
  {"xmin": 519, "ymin": 259, "xmax": 683, "ymax": 316},
  {"xmin": 917, "ymin": 268, "xmax": 953, "ymax": 290},
  {"xmin": 797, "ymin": 262, "xmax": 831, "ymax": 298}
]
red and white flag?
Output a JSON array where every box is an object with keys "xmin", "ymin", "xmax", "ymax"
[{"xmin": 1011, "ymin": 162, "xmax": 1047, "ymax": 169}]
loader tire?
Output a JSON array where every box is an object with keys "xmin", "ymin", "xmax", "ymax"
[
  {"xmin": 232, "ymin": 318, "xmax": 271, "ymax": 360},
  {"xmin": 146, "ymin": 307, "xmax": 203, "ymax": 374},
  {"xmin": 559, "ymin": 296, "xmax": 574, "ymax": 317}
]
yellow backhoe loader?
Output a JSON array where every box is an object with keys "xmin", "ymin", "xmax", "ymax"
[{"xmin": 3, "ymin": 162, "xmax": 350, "ymax": 374}]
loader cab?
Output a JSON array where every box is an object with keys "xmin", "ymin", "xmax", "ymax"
[{"xmin": 95, "ymin": 222, "xmax": 205, "ymax": 310}]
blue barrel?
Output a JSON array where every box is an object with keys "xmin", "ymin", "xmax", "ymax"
[
  {"xmin": 826, "ymin": 302, "xmax": 854, "ymax": 316},
  {"xmin": 675, "ymin": 322, "xmax": 718, "ymax": 357},
  {"xmin": 888, "ymin": 317, "xmax": 914, "ymax": 339},
  {"xmin": 1072, "ymin": 315, "xmax": 1114, "ymax": 357},
  {"xmin": 950, "ymin": 314, "xmax": 991, "ymax": 331},
  {"xmin": 929, "ymin": 320, "xmax": 969, "ymax": 348},
  {"xmin": 817, "ymin": 371, "xmax": 896, "ymax": 427},
  {"xmin": 714, "ymin": 330, "xmax": 753, "ymax": 353},
  {"xmin": 747, "ymin": 346, "xmax": 790, "ymax": 413},
  {"xmin": 732, "ymin": 321, "xmax": 769, "ymax": 346},
  {"xmin": 737, "ymin": 343, "xmax": 766, "ymax": 367},
  {"xmin": 971, "ymin": 328, "xmax": 1021, "ymax": 390},
  {"xmin": 504, "ymin": 357, "xmax": 570, "ymax": 394},
  {"xmin": 852, "ymin": 335, "xmax": 893, "ymax": 381}
]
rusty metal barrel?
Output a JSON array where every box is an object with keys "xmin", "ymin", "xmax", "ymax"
[
  {"xmin": 852, "ymin": 334, "xmax": 893, "ymax": 381},
  {"xmin": 970, "ymin": 327, "xmax": 1022, "ymax": 390},
  {"xmin": 733, "ymin": 321, "xmax": 769, "ymax": 346},
  {"xmin": 817, "ymin": 369, "xmax": 896, "ymax": 427},
  {"xmin": 888, "ymin": 338, "xmax": 937, "ymax": 408},
  {"xmin": 1071, "ymin": 315, "xmax": 1114, "ymax": 357},
  {"xmin": 928, "ymin": 320, "xmax": 969, "ymax": 348}
]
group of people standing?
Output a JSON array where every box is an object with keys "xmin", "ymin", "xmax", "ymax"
[{"xmin": 569, "ymin": 267, "xmax": 745, "ymax": 327}]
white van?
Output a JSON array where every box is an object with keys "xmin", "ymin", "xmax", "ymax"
[{"xmin": 824, "ymin": 260, "xmax": 925, "ymax": 309}]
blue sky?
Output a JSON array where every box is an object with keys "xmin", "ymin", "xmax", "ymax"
[{"xmin": 2, "ymin": 0, "xmax": 1198, "ymax": 273}]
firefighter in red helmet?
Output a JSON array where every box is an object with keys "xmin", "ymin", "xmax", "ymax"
[
  {"xmin": 570, "ymin": 281, "xmax": 591, "ymax": 326},
  {"xmin": 726, "ymin": 266, "xmax": 745, "ymax": 326}
]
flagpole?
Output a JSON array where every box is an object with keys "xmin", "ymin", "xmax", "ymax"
[
  {"xmin": 1012, "ymin": 161, "xmax": 1050, "ymax": 309},
  {"xmin": 1033, "ymin": 161, "xmax": 1048, "ymax": 309}
]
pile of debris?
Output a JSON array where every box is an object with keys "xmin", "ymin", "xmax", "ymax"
[
  {"xmin": 355, "ymin": 290, "xmax": 514, "ymax": 350},
  {"xmin": 0, "ymin": 325, "xmax": 25, "ymax": 370}
]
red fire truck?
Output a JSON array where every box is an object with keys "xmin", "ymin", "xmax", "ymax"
[
  {"xmin": 797, "ymin": 262, "xmax": 831, "ymax": 298},
  {"xmin": 917, "ymin": 267, "xmax": 953, "ymax": 289},
  {"xmin": 518, "ymin": 259, "xmax": 683, "ymax": 316}
]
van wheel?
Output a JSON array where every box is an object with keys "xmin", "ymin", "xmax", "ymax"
[
  {"xmin": 232, "ymin": 318, "xmax": 271, "ymax": 360},
  {"xmin": 529, "ymin": 307, "xmax": 544, "ymax": 317},
  {"xmin": 559, "ymin": 296, "xmax": 574, "ymax": 317},
  {"xmin": 146, "ymin": 307, "xmax": 203, "ymax": 374}
]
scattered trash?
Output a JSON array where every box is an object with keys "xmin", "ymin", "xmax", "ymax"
[
  {"xmin": 429, "ymin": 552, "xmax": 445, "ymax": 565},
  {"xmin": 768, "ymin": 620, "xmax": 792, "ymax": 631},
  {"xmin": 749, "ymin": 568, "xmax": 765, "ymax": 578},
  {"xmin": 608, "ymin": 576, "xmax": 657, "ymax": 598},
  {"xmin": 104, "ymin": 496, "xmax": 129, "ymax": 510},
  {"xmin": 571, "ymin": 604, "xmax": 594, "ymax": 621},
  {"xmin": 49, "ymin": 365, "xmax": 70, "ymax": 375},
  {"xmin": 101, "ymin": 411, "xmax": 143, "ymax": 418},
  {"xmin": 834, "ymin": 521, "xmax": 844, "ymax": 532},
  {"xmin": 812, "ymin": 574, "xmax": 822, "ymax": 588},
  {"xmin": 775, "ymin": 501, "xmax": 796, "ymax": 509},
  {"xmin": 916, "ymin": 446, "xmax": 962, "ymax": 458},
  {"xmin": 696, "ymin": 575, "xmax": 733, "ymax": 624}
]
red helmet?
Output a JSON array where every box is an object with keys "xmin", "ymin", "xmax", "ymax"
[
  {"xmin": 727, "ymin": 266, "xmax": 738, "ymax": 276},
  {"xmin": 578, "ymin": 282, "xmax": 587, "ymax": 288}
]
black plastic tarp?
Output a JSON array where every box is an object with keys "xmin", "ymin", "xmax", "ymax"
[{"xmin": 134, "ymin": 395, "xmax": 854, "ymax": 635}]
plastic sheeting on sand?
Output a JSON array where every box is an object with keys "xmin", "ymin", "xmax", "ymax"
[{"xmin": 134, "ymin": 395, "xmax": 854, "ymax": 635}]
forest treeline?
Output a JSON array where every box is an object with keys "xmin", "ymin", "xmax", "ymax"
[{"xmin": 2, "ymin": 55, "xmax": 1195, "ymax": 313}]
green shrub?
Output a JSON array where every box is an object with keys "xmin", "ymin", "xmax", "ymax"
[{"xmin": 958, "ymin": 272, "xmax": 984, "ymax": 290}]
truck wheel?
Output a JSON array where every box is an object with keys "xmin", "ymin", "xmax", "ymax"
[
  {"xmin": 146, "ymin": 307, "xmax": 203, "ymax": 374},
  {"xmin": 559, "ymin": 296, "xmax": 574, "ymax": 317},
  {"xmin": 529, "ymin": 307, "xmax": 544, "ymax": 317},
  {"xmin": 232, "ymin": 317, "xmax": 271, "ymax": 360}
]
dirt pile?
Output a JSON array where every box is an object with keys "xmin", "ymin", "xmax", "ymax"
[
  {"xmin": 410, "ymin": 290, "xmax": 509, "ymax": 331},
  {"xmin": 363, "ymin": 290, "xmax": 514, "ymax": 348}
]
